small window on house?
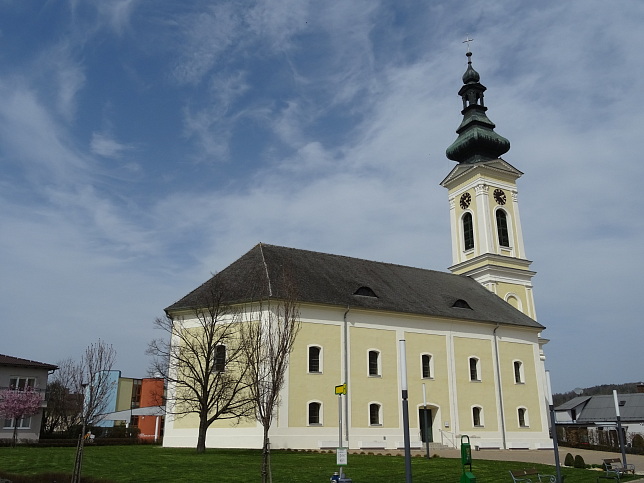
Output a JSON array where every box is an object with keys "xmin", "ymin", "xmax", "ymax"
[
  {"xmin": 3, "ymin": 416, "xmax": 31, "ymax": 429},
  {"xmin": 472, "ymin": 406, "xmax": 483, "ymax": 427},
  {"xmin": 453, "ymin": 299, "xmax": 472, "ymax": 309},
  {"xmin": 518, "ymin": 407, "xmax": 528, "ymax": 427},
  {"xmin": 421, "ymin": 354, "xmax": 433, "ymax": 379},
  {"xmin": 463, "ymin": 213, "xmax": 474, "ymax": 250},
  {"xmin": 308, "ymin": 402, "xmax": 321, "ymax": 425},
  {"xmin": 354, "ymin": 286, "xmax": 378, "ymax": 297},
  {"xmin": 514, "ymin": 361, "xmax": 524, "ymax": 384},
  {"xmin": 368, "ymin": 350, "xmax": 381, "ymax": 376},
  {"xmin": 308, "ymin": 346, "xmax": 321, "ymax": 373},
  {"xmin": 469, "ymin": 357, "xmax": 480, "ymax": 381},
  {"xmin": 369, "ymin": 403, "xmax": 381, "ymax": 426},
  {"xmin": 9, "ymin": 377, "xmax": 36, "ymax": 390},
  {"xmin": 214, "ymin": 345, "xmax": 226, "ymax": 372},
  {"xmin": 496, "ymin": 209, "xmax": 510, "ymax": 247}
]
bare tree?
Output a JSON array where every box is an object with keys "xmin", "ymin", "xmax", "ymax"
[
  {"xmin": 77, "ymin": 340, "xmax": 117, "ymax": 426},
  {"xmin": 42, "ymin": 358, "xmax": 84, "ymax": 435},
  {"xmin": 242, "ymin": 279, "xmax": 300, "ymax": 483},
  {"xmin": 147, "ymin": 279, "xmax": 254, "ymax": 453}
]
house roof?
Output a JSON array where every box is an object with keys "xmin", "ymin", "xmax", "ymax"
[
  {"xmin": 166, "ymin": 243, "xmax": 544, "ymax": 330},
  {"xmin": 556, "ymin": 394, "xmax": 644, "ymax": 423},
  {"xmin": 0, "ymin": 354, "xmax": 58, "ymax": 371}
]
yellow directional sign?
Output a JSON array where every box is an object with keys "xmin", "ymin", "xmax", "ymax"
[{"xmin": 335, "ymin": 384, "xmax": 347, "ymax": 395}]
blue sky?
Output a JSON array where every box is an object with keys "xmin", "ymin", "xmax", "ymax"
[{"xmin": 1, "ymin": 1, "xmax": 642, "ymax": 394}]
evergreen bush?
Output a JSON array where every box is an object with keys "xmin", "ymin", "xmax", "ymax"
[
  {"xmin": 573, "ymin": 454, "xmax": 586, "ymax": 468},
  {"xmin": 564, "ymin": 452, "xmax": 574, "ymax": 466}
]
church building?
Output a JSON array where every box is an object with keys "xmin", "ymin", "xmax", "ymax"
[{"xmin": 161, "ymin": 52, "xmax": 553, "ymax": 451}]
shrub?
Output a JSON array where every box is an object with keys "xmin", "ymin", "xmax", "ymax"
[
  {"xmin": 564, "ymin": 453, "xmax": 574, "ymax": 467},
  {"xmin": 573, "ymin": 454, "xmax": 586, "ymax": 468},
  {"xmin": 632, "ymin": 434, "xmax": 644, "ymax": 448}
]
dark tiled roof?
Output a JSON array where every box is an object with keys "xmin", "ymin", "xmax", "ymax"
[
  {"xmin": 573, "ymin": 394, "xmax": 644, "ymax": 423},
  {"xmin": 166, "ymin": 243, "xmax": 544, "ymax": 330},
  {"xmin": 0, "ymin": 354, "xmax": 58, "ymax": 371}
]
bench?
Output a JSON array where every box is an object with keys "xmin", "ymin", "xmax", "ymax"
[
  {"xmin": 603, "ymin": 458, "xmax": 635, "ymax": 478},
  {"xmin": 509, "ymin": 469, "xmax": 556, "ymax": 483}
]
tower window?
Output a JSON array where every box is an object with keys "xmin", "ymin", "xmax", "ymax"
[
  {"xmin": 463, "ymin": 213, "xmax": 474, "ymax": 251},
  {"xmin": 518, "ymin": 407, "xmax": 528, "ymax": 427},
  {"xmin": 496, "ymin": 209, "xmax": 510, "ymax": 247}
]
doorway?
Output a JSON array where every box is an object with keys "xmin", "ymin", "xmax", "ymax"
[{"xmin": 419, "ymin": 408, "xmax": 433, "ymax": 443}]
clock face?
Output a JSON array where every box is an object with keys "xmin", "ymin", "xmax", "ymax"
[
  {"xmin": 459, "ymin": 192, "xmax": 471, "ymax": 209},
  {"xmin": 493, "ymin": 189, "xmax": 506, "ymax": 205}
]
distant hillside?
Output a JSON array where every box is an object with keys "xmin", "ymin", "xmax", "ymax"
[{"xmin": 553, "ymin": 382, "xmax": 643, "ymax": 406}]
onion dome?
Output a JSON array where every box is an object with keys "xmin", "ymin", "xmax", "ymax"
[{"xmin": 446, "ymin": 52, "xmax": 510, "ymax": 164}]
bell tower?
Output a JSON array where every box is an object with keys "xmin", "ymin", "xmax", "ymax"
[{"xmin": 440, "ymin": 51, "xmax": 537, "ymax": 319}]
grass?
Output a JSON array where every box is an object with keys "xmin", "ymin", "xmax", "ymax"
[{"xmin": 0, "ymin": 446, "xmax": 638, "ymax": 482}]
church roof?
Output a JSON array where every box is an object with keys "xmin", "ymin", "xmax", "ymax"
[{"xmin": 166, "ymin": 243, "xmax": 544, "ymax": 330}]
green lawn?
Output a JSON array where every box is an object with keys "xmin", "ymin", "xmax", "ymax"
[{"xmin": 0, "ymin": 446, "xmax": 634, "ymax": 482}]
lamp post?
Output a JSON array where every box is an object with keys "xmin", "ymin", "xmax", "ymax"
[
  {"xmin": 613, "ymin": 390, "xmax": 628, "ymax": 469},
  {"xmin": 399, "ymin": 340, "xmax": 412, "ymax": 483},
  {"xmin": 546, "ymin": 372, "xmax": 562, "ymax": 483}
]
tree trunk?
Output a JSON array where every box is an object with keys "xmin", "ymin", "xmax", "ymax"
[
  {"xmin": 261, "ymin": 425, "xmax": 270, "ymax": 483},
  {"xmin": 12, "ymin": 419, "xmax": 18, "ymax": 448},
  {"xmin": 196, "ymin": 416, "xmax": 208, "ymax": 453}
]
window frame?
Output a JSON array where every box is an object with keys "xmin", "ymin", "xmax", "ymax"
[
  {"xmin": 368, "ymin": 350, "xmax": 381, "ymax": 377},
  {"xmin": 518, "ymin": 407, "xmax": 529, "ymax": 428},
  {"xmin": 420, "ymin": 353, "xmax": 434, "ymax": 379},
  {"xmin": 462, "ymin": 212, "xmax": 474, "ymax": 251},
  {"xmin": 8, "ymin": 377, "xmax": 36, "ymax": 391},
  {"xmin": 213, "ymin": 345, "xmax": 226, "ymax": 372},
  {"xmin": 308, "ymin": 401, "xmax": 322, "ymax": 426},
  {"xmin": 472, "ymin": 406, "xmax": 484, "ymax": 427},
  {"xmin": 3, "ymin": 416, "xmax": 32, "ymax": 429},
  {"xmin": 496, "ymin": 208, "xmax": 510, "ymax": 248},
  {"xmin": 469, "ymin": 357, "xmax": 481, "ymax": 382},
  {"xmin": 369, "ymin": 402, "xmax": 382, "ymax": 426},
  {"xmin": 513, "ymin": 360, "xmax": 524, "ymax": 384},
  {"xmin": 308, "ymin": 345, "xmax": 322, "ymax": 374}
]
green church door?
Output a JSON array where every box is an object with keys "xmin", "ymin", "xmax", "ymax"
[{"xmin": 419, "ymin": 408, "xmax": 433, "ymax": 443}]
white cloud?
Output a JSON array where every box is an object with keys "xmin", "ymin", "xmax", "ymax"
[{"xmin": 90, "ymin": 132, "xmax": 132, "ymax": 158}]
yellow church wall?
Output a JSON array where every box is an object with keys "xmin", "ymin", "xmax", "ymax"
[
  {"xmin": 288, "ymin": 321, "xmax": 342, "ymax": 428},
  {"xmin": 403, "ymin": 332, "xmax": 451, "ymax": 428},
  {"xmin": 349, "ymin": 326, "xmax": 399, "ymax": 428},
  {"xmin": 453, "ymin": 336, "xmax": 498, "ymax": 432},
  {"xmin": 498, "ymin": 340, "xmax": 543, "ymax": 432}
]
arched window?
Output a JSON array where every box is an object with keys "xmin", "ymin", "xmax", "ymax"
[
  {"xmin": 463, "ymin": 213, "xmax": 474, "ymax": 250},
  {"xmin": 496, "ymin": 209, "xmax": 510, "ymax": 247},
  {"xmin": 513, "ymin": 360, "xmax": 524, "ymax": 384},
  {"xmin": 308, "ymin": 402, "xmax": 321, "ymax": 425},
  {"xmin": 469, "ymin": 357, "xmax": 480, "ymax": 381},
  {"xmin": 368, "ymin": 350, "xmax": 381, "ymax": 377},
  {"xmin": 472, "ymin": 406, "xmax": 483, "ymax": 427},
  {"xmin": 214, "ymin": 345, "xmax": 226, "ymax": 372},
  {"xmin": 369, "ymin": 403, "xmax": 382, "ymax": 426},
  {"xmin": 518, "ymin": 407, "xmax": 528, "ymax": 427},
  {"xmin": 308, "ymin": 346, "xmax": 321, "ymax": 373},
  {"xmin": 421, "ymin": 354, "xmax": 433, "ymax": 379}
]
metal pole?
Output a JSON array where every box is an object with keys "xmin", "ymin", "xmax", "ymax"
[
  {"xmin": 343, "ymin": 308, "xmax": 350, "ymax": 445},
  {"xmin": 399, "ymin": 340, "xmax": 412, "ymax": 483},
  {"xmin": 338, "ymin": 394, "xmax": 343, "ymax": 477},
  {"xmin": 546, "ymin": 372, "xmax": 562, "ymax": 483},
  {"xmin": 613, "ymin": 390, "xmax": 628, "ymax": 468},
  {"xmin": 422, "ymin": 383, "xmax": 430, "ymax": 459}
]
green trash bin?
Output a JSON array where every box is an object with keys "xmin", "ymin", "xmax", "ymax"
[{"xmin": 461, "ymin": 471, "xmax": 476, "ymax": 483}]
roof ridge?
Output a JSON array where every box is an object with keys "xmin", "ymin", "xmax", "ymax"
[
  {"xmin": 258, "ymin": 243, "xmax": 444, "ymax": 275},
  {"xmin": 258, "ymin": 242, "xmax": 273, "ymax": 297}
]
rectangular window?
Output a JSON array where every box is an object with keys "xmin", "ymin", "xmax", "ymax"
[
  {"xmin": 9, "ymin": 377, "xmax": 36, "ymax": 390},
  {"xmin": 131, "ymin": 379, "xmax": 142, "ymax": 409},
  {"xmin": 473, "ymin": 407, "xmax": 482, "ymax": 427},
  {"xmin": 369, "ymin": 403, "xmax": 381, "ymax": 426},
  {"xmin": 513, "ymin": 361, "xmax": 523, "ymax": 384},
  {"xmin": 308, "ymin": 402, "xmax": 321, "ymax": 425},
  {"xmin": 308, "ymin": 346, "xmax": 321, "ymax": 373},
  {"xmin": 3, "ymin": 416, "xmax": 31, "ymax": 429},
  {"xmin": 214, "ymin": 345, "xmax": 226, "ymax": 372},
  {"xmin": 421, "ymin": 354, "xmax": 432, "ymax": 379},
  {"xmin": 469, "ymin": 358, "xmax": 479, "ymax": 381},
  {"xmin": 368, "ymin": 350, "xmax": 380, "ymax": 376}
]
